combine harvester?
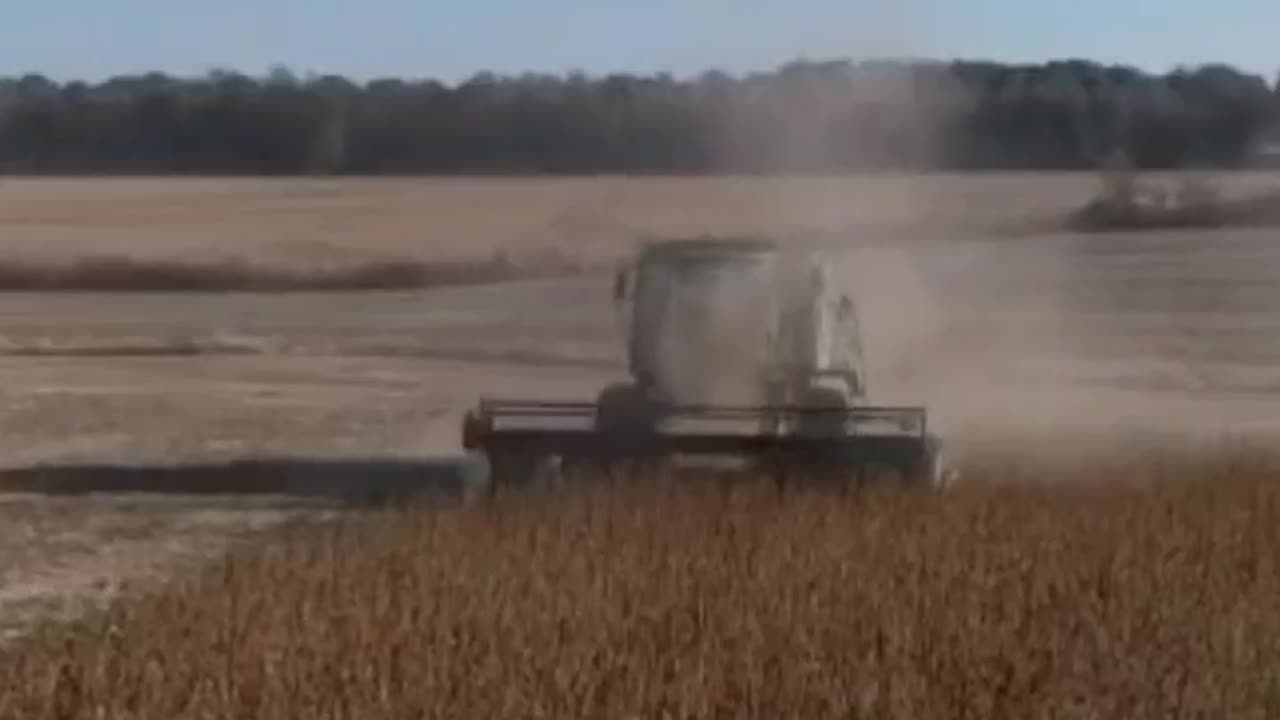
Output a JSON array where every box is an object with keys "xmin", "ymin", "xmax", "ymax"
[{"xmin": 461, "ymin": 235, "xmax": 952, "ymax": 494}]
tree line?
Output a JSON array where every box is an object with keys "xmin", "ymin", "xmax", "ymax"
[{"xmin": 0, "ymin": 59, "xmax": 1276, "ymax": 175}]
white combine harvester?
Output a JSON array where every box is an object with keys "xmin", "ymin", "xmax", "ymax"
[{"xmin": 461, "ymin": 235, "xmax": 951, "ymax": 493}]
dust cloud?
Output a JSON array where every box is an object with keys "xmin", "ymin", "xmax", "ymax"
[
  {"xmin": 691, "ymin": 57, "xmax": 1280, "ymax": 458},
  {"xmin": 835, "ymin": 234, "xmax": 1280, "ymax": 462}
]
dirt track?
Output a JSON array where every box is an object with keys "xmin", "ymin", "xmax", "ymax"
[{"xmin": 3, "ymin": 176, "xmax": 1280, "ymax": 640}]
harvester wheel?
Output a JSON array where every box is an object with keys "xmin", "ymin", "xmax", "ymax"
[
  {"xmin": 783, "ymin": 385, "xmax": 859, "ymax": 492},
  {"xmin": 593, "ymin": 382, "xmax": 665, "ymax": 471},
  {"xmin": 903, "ymin": 434, "xmax": 949, "ymax": 490},
  {"xmin": 594, "ymin": 382, "xmax": 661, "ymax": 434},
  {"xmin": 486, "ymin": 452, "xmax": 560, "ymax": 495},
  {"xmin": 794, "ymin": 385, "xmax": 849, "ymax": 437}
]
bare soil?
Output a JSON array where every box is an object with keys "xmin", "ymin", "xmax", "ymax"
[{"xmin": 0, "ymin": 494, "xmax": 333, "ymax": 644}]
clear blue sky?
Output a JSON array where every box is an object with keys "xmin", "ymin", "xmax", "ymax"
[{"xmin": 4, "ymin": 0, "xmax": 1276, "ymax": 83}]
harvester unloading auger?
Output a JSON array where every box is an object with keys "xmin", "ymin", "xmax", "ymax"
[{"xmin": 461, "ymin": 235, "xmax": 953, "ymax": 493}]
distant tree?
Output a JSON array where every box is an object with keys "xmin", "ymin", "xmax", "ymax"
[{"xmin": 0, "ymin": 58, "xmax": 1271, "ymax": 174}]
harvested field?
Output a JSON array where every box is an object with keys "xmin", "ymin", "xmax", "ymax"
[
  {"xmin": 0, "ymin": 494, "xmax": 334, "ymax": 644},
  {"xmin": 3, "ymin": 173, "xmax": 1280, "ymax": 269},
  {"xmin": 0, "ymin": 174, "xmax": 1279, "ymax": 714}
]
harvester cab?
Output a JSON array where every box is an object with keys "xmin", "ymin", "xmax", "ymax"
[
  {"xmin": 609, "ymin": 236, "xmax": 867, "ymax": 411},
  {"xmin": 461, "ymin": 235, "xmax": 950, "ymax": 493}
]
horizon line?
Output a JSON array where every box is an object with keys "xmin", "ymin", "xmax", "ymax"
[{"xmin": 6, "ymin": 53, "xmax": 1274, "ymax": 87}]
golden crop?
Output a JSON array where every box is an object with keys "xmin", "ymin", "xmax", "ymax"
[{"xmin": 1, "ymin": 445, "xmax": 1277, "ymax": 719}]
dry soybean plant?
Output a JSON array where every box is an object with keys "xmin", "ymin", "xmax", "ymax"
[{"xmin": 1, "ymin": 445, "xmax": 1278, "ymax": 719}]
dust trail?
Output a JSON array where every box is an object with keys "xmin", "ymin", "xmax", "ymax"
[
  {"xmin": 832, "ymin": 235, "xmax": 1280, "ymax": 458},
  {"xmin": 830, "ymin": 246, "xmax": 941, "ymax": 391}
]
